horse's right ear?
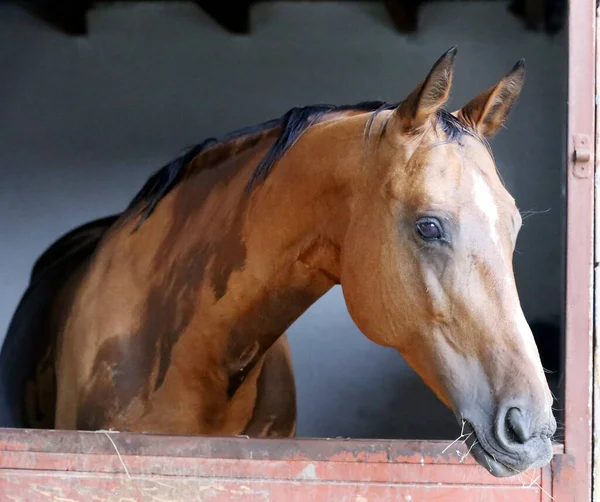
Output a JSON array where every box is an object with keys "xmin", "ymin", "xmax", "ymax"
[{"xmin": 392, "ymin": 46, "xmax": 457, "ymax": 132}]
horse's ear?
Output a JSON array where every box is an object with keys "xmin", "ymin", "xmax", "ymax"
[
  {"xmin": 392, "ymin": 46, "xmax": 457, "ymax": 132},
  {"xmin": 456, "ymin": 60, "xmax": 525, "ymax": 138}
]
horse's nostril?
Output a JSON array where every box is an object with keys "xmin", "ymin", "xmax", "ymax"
[{"xmin": 505, "ymin": 407, "xmax": 531, "ymax": 444}]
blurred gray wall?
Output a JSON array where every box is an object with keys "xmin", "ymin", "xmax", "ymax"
[{"xmin": 0, "ymin": 1, "xmax": 567, "ymax": 439}]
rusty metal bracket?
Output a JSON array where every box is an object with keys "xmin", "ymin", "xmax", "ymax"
[{"xmin": 572, "ymin": 133, "xmax": 592, "ymax": 178}]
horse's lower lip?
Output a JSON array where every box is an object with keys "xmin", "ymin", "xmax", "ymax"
[
  {"xmin": 468, "ymin": 441, "xmax": 515, "ymax": 478},
  {"xmin": 463, "ymin": 422, "xmax": 516, "ymax": 478}
]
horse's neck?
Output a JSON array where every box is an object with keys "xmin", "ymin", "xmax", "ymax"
[
  {"xmin": 129, "ymin": 122, "xmax": 356, "ymax": 393},
  {"xmin": 210, "ymin": 128, "xmax": 353, "ymax": 386}
]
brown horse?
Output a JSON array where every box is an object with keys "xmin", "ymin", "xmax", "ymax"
[{"xmin": 0, "ymin": 47, "xmax": 556, "ymax": 477}]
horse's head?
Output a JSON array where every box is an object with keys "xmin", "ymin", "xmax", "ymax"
[{"xmin": 340, "ymin": 48, "xmax": 555, "ymax": 476}]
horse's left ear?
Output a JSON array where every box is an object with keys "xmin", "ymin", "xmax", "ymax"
[{"xmin": 456, "ymin": 60, "xmax": 525, "ymax": 138}]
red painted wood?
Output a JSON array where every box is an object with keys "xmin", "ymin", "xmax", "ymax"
[
  {"xmin": 0, "ymin": 429, "xmax": 562, "ymax": 500},
  {"xmin": 0, "ymin": 450, "xmax": 542, "ymax": 485},
  {"xmin": 0, "ymin": 470, "xmax": 547, "ymax": 502}
]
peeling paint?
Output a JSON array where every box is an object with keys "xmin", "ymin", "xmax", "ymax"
[
  {"xmin": 0, "ymin": 428, "xmax": 561, "ymax": 500},
  {"xmin": 298, "ymin": 463, "xmax": 317, "ymax": 480}
]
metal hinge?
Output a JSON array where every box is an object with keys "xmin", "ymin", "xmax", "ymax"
[{"xmin": 573, "ymin": 133, "xmax": 592, "ymax": 178}]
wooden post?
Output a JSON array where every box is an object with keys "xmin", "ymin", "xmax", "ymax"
[
  {"xmin": 593, "ymin": 4, "xmax": 600, "ymax": 500},
  {"xmin": 559, "ymin": 0, "xmax": 596, "ymax": 500}
]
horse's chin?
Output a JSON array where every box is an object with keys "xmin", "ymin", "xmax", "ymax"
[
  {"xmin": 463, "ymin": 429, "xmax": 515, "ymax": 477},
  {"xmin": 461, "ymin": 421, "xmax": 552, "ymax": 478}
]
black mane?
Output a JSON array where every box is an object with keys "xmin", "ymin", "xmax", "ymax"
[{"xmin": 128, "ymin": 101, "xmax": 469, "ymax": 229}]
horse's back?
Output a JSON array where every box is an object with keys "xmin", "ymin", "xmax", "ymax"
[{"xmin": 0, "ymin": 215, "xmax": 119, "ymax": 428}]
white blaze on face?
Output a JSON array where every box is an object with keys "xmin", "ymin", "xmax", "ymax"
[
  {"xmin": 472, "ymin": 171, "xmax": 499, "ymax": 243},
  {"xmin": 471, "ymin": 170, "xmax": 551, "ymax": 406}
]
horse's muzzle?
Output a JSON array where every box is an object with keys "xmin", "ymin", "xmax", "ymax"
[{"xmin": 460, "ymin": 405, "xmax": 556, "ymax": 477}]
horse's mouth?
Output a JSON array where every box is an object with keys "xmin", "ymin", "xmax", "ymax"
[
  {"xmin": 459, "ymin": 417, "xmax": 555, "ymax": 478},
  {"xmin": 462, "ymin": 422, "xmax": 518, "ymax": 478}
]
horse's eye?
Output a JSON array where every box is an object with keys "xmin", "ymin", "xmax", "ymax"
[{"xmin": 416, "ymin": 219, "xmax": 443, "ymax": 241}]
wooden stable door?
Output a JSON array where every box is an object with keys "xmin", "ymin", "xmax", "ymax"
[{"xmin": 0, "ymin": 0, "xmax": 596, "ymax": 500}]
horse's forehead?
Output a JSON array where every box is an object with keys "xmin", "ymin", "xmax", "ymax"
[
  {"xmin": 460, "ymin": 140, "xmax": 518, "ymax": 214},
  {"xmin": 403, "ymin": 142, "xmax": 465, "ymax": 204},
  {"xmin": 410, "ymin": 138, "xmax": 509, "ymax": 204}
]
